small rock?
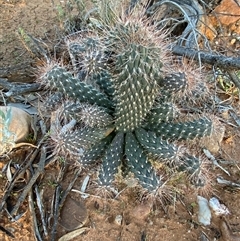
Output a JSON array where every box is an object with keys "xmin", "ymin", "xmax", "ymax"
[
  {"xmin": 0, "ymin": 106, "xmax": 32, "ymax": 155},
  {"xmin": 197, "ymin": 196, "xmax": 211, "ymax": 226},
  {"xmin": 59, "ymin": 197, "xmax": 88, "ymax": 231},
  {"xmin": 115, "ymin": 214, "xmax": 123, "ymax": 225},
  {"xmin": 209, "ymin": 197, "xmax": 230, "ymax": 216}
]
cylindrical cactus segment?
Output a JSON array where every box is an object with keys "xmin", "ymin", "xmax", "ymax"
[
  {"xmin": 134, "ymin": 128, "xmax": 179, "ymax": 161},
  {"xmin": 63, "ymin": 102, "xmax": 113, "ymax": 128},
  {"xmin": 79, "ymin": 104, "xmax": 113, "ymax": 128},
  {"xmin": 98, "ymin": 132, "xmax": 124, "ymax": 186},
  {"xmin": 145, "ymin": 102, "xmax": 179, "ymax": 124},
  {"xmin": 125, "ymin": 132, "xmax": 160, "ymax": 191},
  {"xmin": 147, "ymin": 117, "xmax": 213, "ymax": 141},
  {"xmin": 61, "ymin": 125, "xmax": 114, "ymax": 153},
  {"xmin": 113, "ymin": 44, "xmax": 161, "ymax": 132},
  {"xmin": 159, "ymin": 72, "xmax": 187, "ymax": 94},
  {"xmin": 67, "ymin": 37, "xmax": 108, "ymax": 74},
  {"xmin": 80, "ymin": 133, "xmax": 114, "ymax": 165},
  {"xmin": 45, "ymin": 66, "xmax": 113, "ymax": 110}
]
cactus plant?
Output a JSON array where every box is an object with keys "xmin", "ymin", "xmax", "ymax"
[{"xmin": 39, "ymin": 4, "xmax": 215, "ymax": 193}]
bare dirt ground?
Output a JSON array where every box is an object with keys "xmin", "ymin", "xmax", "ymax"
[
  {"xmin": 0, "ymin": 0, "xmax": 59, "ymax": 82},
  {"xmin": 0, "ymin": 0, "xmax": 240, "ymax": 241}
]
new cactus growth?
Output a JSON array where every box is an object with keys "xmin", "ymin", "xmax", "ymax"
[{"xmin": 40, "ymin": 4, "xmax": 216, "ymax": 193}]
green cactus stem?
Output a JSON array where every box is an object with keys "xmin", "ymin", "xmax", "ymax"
[
  {"xmin": 125, "ymin": 132, "xmax": 160, "ymax": 191},
  {"xmin": 135, "ymin": 128, "xmax": 202, "ymax": 175},
  {"xmin": 67, "ymin": 37, "xmax": 108, "ymax": 75},
  {"xmin": 63, "ymin": 102, "xmax": 113, "ymax": 128},
  {"xmin": 135, "ymin": 128, "xmax": 179, "ymax": 161},
  {"xmin": 45, "ymin": 66, "xmax": 113, "ymax": 110},
  {"xmin": 41, "ymin": 6, "xmax": 218, "ymax": 194},
  {"xmin": 145, "ymin": 102, "xmax": 179, "ymax": 124},
  {"xmin": 177, "ymin": 154, "xmax": 200, "ymax": 174},
  {"xmin": 98, "ymin": 132, "xmax": 124, "ymax": 186},
  {"xmin": 61, "ymin": 125, "xmax": 114, "ymax": 155},
  {"xmin": 45, "ymin": 92, "xmax": 63, "ymax": 111},
  {"xmin": 146, "ymin": 117, "xmax": 213, "ymax": 141},
  {"xmin": 94, "ymin": 71, "xmax": 115, "ymax": 98},
  {"xmin": 113, "ymin": 44, "xmax": 161, "ymax": 132},
  {"xmin": 80, "ymin": 134, "xmax": 114, "ymax": 165},
  {"xmin": 159, "ymin": 72, "xmax": 187, "ymax": 94}
]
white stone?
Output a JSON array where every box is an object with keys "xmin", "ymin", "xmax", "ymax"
[{"xmin": 197, "ymin": 196, "xmax": 211, "ymax": 226}]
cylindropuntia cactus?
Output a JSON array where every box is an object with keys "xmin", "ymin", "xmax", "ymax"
[{"xmin": 39, "ymin": 4, "xmax": 218, "ymax": 194}]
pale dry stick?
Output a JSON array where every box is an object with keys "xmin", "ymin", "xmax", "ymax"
[
  {"xmin": 35, "ymin": 185, "xmax": 48, "ymax": 237},
  {"xmin": 217, "ymin": 177, "xmax": 240, "ymax": 189},
  {"xmin": 10, "ymin": 147, "xmax": 46, "ymax": 216},
  {"xmin": 219, "ymin": 144, "xmax": 240, "ymax": 172},
  {"xmin": 26, "ymin": 34, "xmax": 50, "ymax": 62},
  {"xmin": 203, "ymin": 149, "xmax": 230, "ymax": 176},
  {"xmin": 47, "ymin": 193, "xmax": 55, "ymax": 230},
  {"xmin": 5, "ymin": 83, "xmax": 41, "ymax": 97},
  {"xmin": 0, "ymin": 77, "xmax": 41, "ymax": 96},
  {"xmin": 49, "ymin": 162, "xmax": 68, "ymax": 240},
  {"xmin": 0, "ymin": 78, "xmax": 12, "ymax": 89},
  {"xmin": 58, "ymin": 227, "xmax": 90, "ymax": 241},
  {"xmin": 229, "ymin": 110, "xmax": 240, "ymax": 127},
  {"xmin": 50, "ymin": 185, "xmax": 61, "ymax": 241},
  {"xmin": 28, "ymin": 190, "xmax": 43, "ymax": 241},
  {"xmin": 71, "ymin": 188, "xmax": 119, "ymax": 200},
  {"xmin": 0, "ymin": 89, "xmax": 7, "ymax": 106},
  {"xmin": 46, "ymin": 162, "xmax": 68, "ymax": 233},
  {"xmin": 71, "ymin": 189, "xmax": 107, "ymax": 199},
  {"xmin": 80, "ymin": 175, "xmax": 90, "ymax": 198},
  {"xmin": 199, "ymin": 231, "xmax": 210, "ymax": 241},
  {"xmin": 147, "ymin": 0, "xmax": 204, "ymax": 56},
  {"xmin": 0, "ymin": 137, "xmax": 45, "ymax": 212},
  {"xmin": 58, "ymin": 168, "xmax": 82, "ymax": 208},
  {"xmin": 0, "ymin": 225, "xmax": 15, "ymax": 238}
]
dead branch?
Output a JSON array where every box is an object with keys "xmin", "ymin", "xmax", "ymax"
[
  {"xmin": 172, "ymin": 45, "xmax": 240, "ymax": 70},
  {"xmin": 10, "ymin": 147, "xmax": 46, "ymax": 216}
]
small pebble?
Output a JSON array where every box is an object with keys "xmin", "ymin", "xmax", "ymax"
[
  {"xmin": 197, "ymin": 196, "xmax": 211, "ymax": 226},
  {"xmin": 115, "ymin": 215, "xmax": 122, "ymax": 225},
  {"xmin": 209, "ymin": 197, "xmax": 230, "ymax": 216},
  {"xmin": 59, "ymin": 197, "xmax": 88, "ymax": 231}
]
